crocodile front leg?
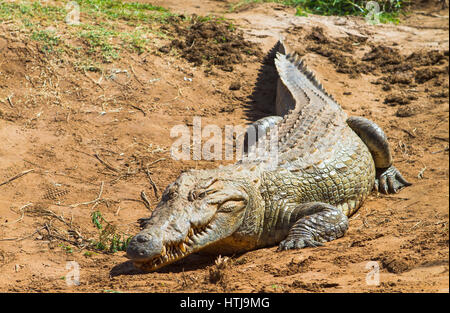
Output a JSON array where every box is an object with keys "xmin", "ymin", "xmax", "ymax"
[
  {"xmin": 346, "ymin": 116, "xmax": 411, "ymax": 194},
  {"xmin": 277, "ymin": 202, "xmax": 349, "ymax": 251}
]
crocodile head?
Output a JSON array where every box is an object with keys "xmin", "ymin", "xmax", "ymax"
[{"xmin": 126, "ymin": 168, "xmax": 251, "ymax": 271}]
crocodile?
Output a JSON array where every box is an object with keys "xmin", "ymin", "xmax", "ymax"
[{"xmin": 126, "ymin": 40, "xmax": 411, "ymax": 272}]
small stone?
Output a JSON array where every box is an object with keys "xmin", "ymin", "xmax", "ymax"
[
  {"xmin": 229, "ymin": 81, "xmax": 241, "ymax": 90},
  {"xmin": 395, "ymin": 106, "xmax": 416, "ymax": 117},
  {"xmin": 382, "ymin": 84, "xmax": 392, "ymax": 91},
  {"xmin": 158, "ymin": 46, "xmax": 170, "ymax": 53}
]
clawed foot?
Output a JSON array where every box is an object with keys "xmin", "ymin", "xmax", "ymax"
[
  {"xmin": 277, "ymin": 238, "xmax": 323, "ymax": 251},
  {"xmin": 375, "ymin": 165, "xmax": 412, "ymax": 194}
]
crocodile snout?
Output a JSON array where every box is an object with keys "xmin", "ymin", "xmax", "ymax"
[{"xmin": 126, "ymin": 232, "xmax": 162, "ymax": 261}]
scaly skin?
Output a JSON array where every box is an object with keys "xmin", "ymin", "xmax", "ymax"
[{"xmin": 126, "ymin": 41, "xmax": 411, "ymax": 272}]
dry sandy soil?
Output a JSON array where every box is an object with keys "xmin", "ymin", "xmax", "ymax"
[{"xmin": 0, "ymin": 0, "xmax": 448, "ymax": 293}]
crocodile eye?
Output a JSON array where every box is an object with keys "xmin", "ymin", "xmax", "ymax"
[
  {"xmin": 218, "ymin": 200, "xmax": 245, "ymax": 213},
  {"xmin": 188, "ymin": 189, "xmax": 213, "ymax": 201},
  {"xmin": 197, "ymin": 191, "xmax": 208, "ymax": 199},
  {"xmin": 188, "ymin": 190, "xmax": 198, "ymax": 201}
]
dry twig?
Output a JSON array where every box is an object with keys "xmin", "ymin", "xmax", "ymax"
[
  {"xmin": 0, "ymin": 169, "xmax": 34, "ymax": 187},
  {"xmin": 140, "ymin": 191, "xmax": 151, "ymax": 210},
  {"xmin": 94, "ymin": 154, "xmax": 120, "ymax": 173},
  {"xmin": 1, "ymin": 203, "xmax": 33, "ymax": 226},
  {"xmin": 0, "ymin": 226, "xmax": 46, "ymax": 242},
  {"xmin": 145, "ymin": 167, "xmax": 159, "ymax": 198},
  {"xmin": 69, "ymin": 181, "xmax": 104, "ymax": 208}
]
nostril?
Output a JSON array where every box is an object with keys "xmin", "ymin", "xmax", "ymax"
[
  {"xmin": 136, "ymin": 234, "xmax": 150, "ymax": 243},
  {"xmin": 127, "ymin": 231, "xmax": 162, "ymax": 260}
]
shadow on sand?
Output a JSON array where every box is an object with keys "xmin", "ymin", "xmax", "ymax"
[
  {"xmin": 242, "ymin": 41, "xmax": 281, "ymax": 122},
  {"xmin": 110, "ymin": 254, "xmax": 218, "ymax": 277}
]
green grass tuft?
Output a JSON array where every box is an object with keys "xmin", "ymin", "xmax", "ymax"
[
  {"xmin": 0, "ymin": 0, "xmax": 177, "ymax": 66},
  {"xmin": 229, "ymin": 0, "xmax": 407, "ymax": 23},
  {"xmin": 31, "ymin": 29, "xmax": 61, "ymax": 53}
]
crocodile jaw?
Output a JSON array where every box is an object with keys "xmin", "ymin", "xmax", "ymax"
[
  {"xmin": 126, "ymin": 169, "xmax": 250, "ymax": 272},
  {"xmin": 129, "ymin": 222, "xmax": 220, "ymax": 272},
  {"xmin": 127, "ymin": 207, "xmax": 248, "ymax": 271}
]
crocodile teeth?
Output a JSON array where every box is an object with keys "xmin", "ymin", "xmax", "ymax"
[
  {"xmin": 191, "ymin": 233, "xmax": 200, "ymax": 242},
  {"xmin": 179, "ymin": 243, "xmax": 187, "ymax": 253},
  {"xmin": 161, "ymin": 245, "xmax": 166, "ymax": 256}
]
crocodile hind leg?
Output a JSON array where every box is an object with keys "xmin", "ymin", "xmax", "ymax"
[
  {"xmin": 347, "ymin": 116, "xmax": 411, "ymax": 194},
  {"xmin": 278, "ymin": 202, "xmax": 349, "ymax": 251}
]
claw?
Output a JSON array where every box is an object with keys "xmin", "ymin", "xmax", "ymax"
[
  {"xmin": 278, "ymin": 238, "xmax": 323, "ymax": 251},
  {"xmin": 375, "ymin": 165, "xmax": 411, "ymax": 194},
  {"xmin": 379, "ymin": 175, "xmax": 388, "ymax": 194},
  {"xmin": 303, "ymin": 239, "xmax": 323, "ymax": 248},
  {"xmin": 387, "ymin": 175, "xmax": 396, "ymax": 193},
  {"xmin": 396, "ymin": 170, "xmax": 412, "ymax": 187}
]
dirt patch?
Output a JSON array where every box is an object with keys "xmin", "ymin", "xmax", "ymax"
[
  {"xmin": 301, "ymin": 26, "xmax": 373, "ymax": 77},
  {"xmin": 395, "ymin": 106, "xmax": 417, "ymax": 117},
  {"xmin": 291, "ymin": 280, "xmax": 339, "ymax": 292},
  {"xmin": 303, "ymin": 26, "xmax": 450, "ymax": 85},
  {"xmin": 161, "ymin": 16, "xmax": 262, "ymax": 72},
  {"xmin": 384, "ymin": 92, "xmax": 417, "ymax": 106},
  {"xmin": 377, "ymin": 254, "xmax": 420, "ymax": 274}
]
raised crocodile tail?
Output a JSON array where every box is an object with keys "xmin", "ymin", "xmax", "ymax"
[
  {"xmin": 273, "ymin": 39, "xmax": 348, "ymax": 158},
  {"xmin": 274, "ymin": 39, "xmax": 341, "ymax": 115},
  {"xmin": 274, "ymin": 38, "xmax": 294, "ymax": 116}
]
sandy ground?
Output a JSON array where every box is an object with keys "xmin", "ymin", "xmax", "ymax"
[{"xmin": 0, "ymin": 0, "xmax": 448, "ymax": 292}]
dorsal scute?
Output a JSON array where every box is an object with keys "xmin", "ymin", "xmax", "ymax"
[
  {"xmin": 285, "ymin": 51, "xmax": 336, "ymax": 103},
  {"xmin": 273, "ymin": 40, "xmax": 349, "ymax": 166}
]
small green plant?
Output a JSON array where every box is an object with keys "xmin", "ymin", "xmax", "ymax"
[
  {"xmin": 121, "ymin": 29, "xmax": 149, "ymax": 54},
  {"xmin": 83, "ymin": 251, "xmax": 97, "ymax": 257},
  {"xmin": 91, "ymin": 210, "xmax": 106, "ymax": 229},
  {"xmin": 79, "ymin": 26, "xmax": 120, "ymax": 62},
  {"xmin": 73, "ymin": 59, "xmax": 102, "ymax": 72},
  {"xmin": 90, "ymin": 210, "xmax": 132, "ymax": 253},
  {"xmin": 227, "ymin": 22, "xmax": 236, "ymax": 32},
  {"xmin": 31, "ymin": 30, "xmax": 61, "ymax": 53},
  {"xmin": 58, "ymin": 244, "xmax": 74, "ymax": 253}
]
